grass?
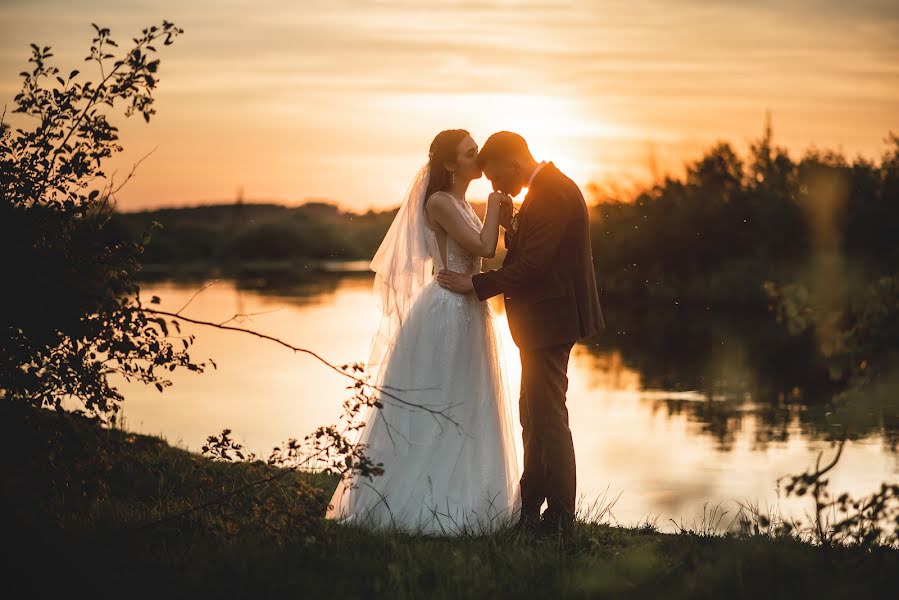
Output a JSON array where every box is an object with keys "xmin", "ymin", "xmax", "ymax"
[{"xmin": 4, "ymin": 402, "xmax": 898, "ymax": 599}]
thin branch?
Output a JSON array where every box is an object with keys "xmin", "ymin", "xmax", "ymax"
[
  {"xmin": 814, "ymin": 436, "xmax": 846, "ymax": 479},
  {"xmin": 108, "ymin": 146, "xmax": 157, "ymax": 196},
  {"xmin": 217, "ymin": 308, "xmax": 283, "ymax": 327},
  {"xmin": 173, "ymin": 279, "xmax": 219, "ymax": 316},
  {"xmin": 139, "ymin": 307, "xmax": 459, "ymax": 424},
  {"xmin": 144, "ymin": 308, "xmax": 346, "ymax": 376},
  {"xmin": 813, "ymin": 436, "xmax": 847, "ymax": 544}
]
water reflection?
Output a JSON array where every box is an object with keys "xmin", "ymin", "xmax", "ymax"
[
  {"xmin": 114, "ymin": 275, "xmax": 898, "ymax": 530},
  {"xmin": 582, "ymin": 301, "xmax": 899, "ymax": 453}
]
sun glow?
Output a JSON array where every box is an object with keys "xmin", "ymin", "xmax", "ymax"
[
  {"xmin": 3, "ymin": 1, "xmax": 895, "ymax": 211},
  {"xmin": 381, "ymin": 92, "xmax": 634, "ymax": 201}
]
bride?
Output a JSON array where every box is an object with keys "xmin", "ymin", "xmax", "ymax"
[{"xmin": 326, "ymin": 130, "xmax": 521, "ymax": 534}]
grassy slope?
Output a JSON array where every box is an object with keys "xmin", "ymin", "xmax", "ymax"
[{"xmin": 3, "ymin": 402, "xmax": 897, "ymax": 599}]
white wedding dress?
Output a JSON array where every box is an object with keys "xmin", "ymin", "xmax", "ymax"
[{"xmin": 326, "ymin": 167, "xmax": 521, "ymax": 535}]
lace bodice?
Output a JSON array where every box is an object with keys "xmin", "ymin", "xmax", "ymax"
[{"xmin": 426, "ymin": 194, "xmax": 483, "ymax": 275}]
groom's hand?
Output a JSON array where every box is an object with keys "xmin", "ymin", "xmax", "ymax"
[{"xmin": 437, "ymin": 269, "xmax": 474, "ymax": 294}]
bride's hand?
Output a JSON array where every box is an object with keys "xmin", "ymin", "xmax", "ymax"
[
  {"xmin": 498, "ymin": 195, "xmax": 514, "ymax": 230},
  {"xmin": 487, "ymin": 191, "xmax": 509, "ymax": 205},
  {"xmin": 488, "ymin": 192, "xmax": 512, "ymax": 228}
]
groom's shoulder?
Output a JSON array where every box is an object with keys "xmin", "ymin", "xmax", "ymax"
[{"xmin": 536, "ymin": 163, "xmax": 583, "ymax": 201}]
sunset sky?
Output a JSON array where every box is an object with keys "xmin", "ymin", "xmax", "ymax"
[{"xmin": 2, "ymin": 0, "xmax": 897, "ymax": 211}]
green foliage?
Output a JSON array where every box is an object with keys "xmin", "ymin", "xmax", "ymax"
[
  {"xmin": 590, "ymin": 130, "xmax": 899, "ymax": 304},
  {"xmin": 200, "ymin": 363, "xmax": 386, "ymax": 482},
  {"xmin": 779, "ymin": 441, "xmax": 899, "ymax": 550},
  {"xmin": 5, "ymin": 404, "xmax": 898, "ymax": 598},
  {"xmin": 765, "ymin": 275, "xmax": 899, "ymax": 386},
  {"xmin": 1, "ymin": 401, "xmax": 333, "ymax": 544},
  {"xmin": 0, "ymin": 22, "xmax": 214, "ymax": 423}
]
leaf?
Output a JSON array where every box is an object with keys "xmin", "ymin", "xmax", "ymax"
[
  {"xmin": 152, "ymin": 317, "xmax": 168, "ymax": 336},
  {"xmin": 155, "ymin": 382, "xmax": 163, "ymax": 392},
  {"xmin": 150, "ymin": 295, "xmax": 161, "ymax": 304},
  {"xmin": 69, "ymin": 70, "xmax": 79, "ymax": 79}
]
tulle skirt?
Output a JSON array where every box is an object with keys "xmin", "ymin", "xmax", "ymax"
[{"xmin": 326, "ymin": 281, "xmax": 521, "ymax": 535}]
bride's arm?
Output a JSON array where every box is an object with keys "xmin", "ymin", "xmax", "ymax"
[{"xmin": 426, "ymin": 192, "xmax": 504, "ymax": 259}]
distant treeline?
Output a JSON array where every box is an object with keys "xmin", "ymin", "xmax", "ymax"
[
  {"xmin": 107, "ymin": 201, "xmax": 397, "ymax": 266},
  {"xmin": 111, "ymin": 129, "xmax": 899, "ymax": 304}
]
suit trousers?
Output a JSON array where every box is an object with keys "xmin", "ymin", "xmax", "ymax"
[{"xmin": 518, "ymin": 340, "xmax": 576, "ymax": 524}]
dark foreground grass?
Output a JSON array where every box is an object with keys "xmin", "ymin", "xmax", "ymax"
[{"xmin": 3, "ymin": 402, "xmax": 898, "ymax": 599}]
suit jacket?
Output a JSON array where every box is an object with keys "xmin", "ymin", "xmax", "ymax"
[{"xmin": 472, "ymin": 162, "xmax": 604, "ymax": 351}]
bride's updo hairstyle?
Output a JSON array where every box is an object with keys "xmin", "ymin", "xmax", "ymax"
[{"xmin": 425, "ymin": 129, "xmax": 469, "ymax": 202}]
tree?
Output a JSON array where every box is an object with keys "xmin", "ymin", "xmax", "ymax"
[{"xmin": 0, "ymin": 21, "xmax": 209, "ymax": 423}]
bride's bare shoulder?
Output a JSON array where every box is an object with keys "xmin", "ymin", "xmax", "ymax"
[
  {"xmin": 425, "ymin": 190, "xmax": 457, "ymax": 214},
  {"xmin": 426, "ymin": 190, "xmax": 453, "ymax": 205}
]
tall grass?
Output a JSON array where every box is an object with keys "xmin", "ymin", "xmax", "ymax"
[{"xmin": 5, "ymin": 403, "xmax": 898, "ymax": 598}]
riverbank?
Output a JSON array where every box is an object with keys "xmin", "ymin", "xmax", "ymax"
[{"xmin": 5, "ymin": 403, "xmax": 897, "ymax": 598}]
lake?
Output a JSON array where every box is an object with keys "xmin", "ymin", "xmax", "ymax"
[{"xmin": 112, "ymin": 274, "xmax": 898, "ymax": 532}]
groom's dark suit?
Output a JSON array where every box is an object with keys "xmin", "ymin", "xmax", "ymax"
[{"xmin": 472, "ymin": 162, "xmax": 604, "ymax": 525}]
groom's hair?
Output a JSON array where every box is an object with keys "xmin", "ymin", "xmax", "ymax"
[{"xmin": 477, "ymin": 131, "xmax": 534, "ymax": 168}]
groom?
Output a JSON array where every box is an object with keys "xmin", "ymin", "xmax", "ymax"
[{"xmin": 437, "ymin": 131, "xmax": 604, "ymax": 532}]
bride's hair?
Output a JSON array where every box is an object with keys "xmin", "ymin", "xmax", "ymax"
[{"xmin": 425, "ymin": 129, "xmax": 469, "ymax": 202}]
